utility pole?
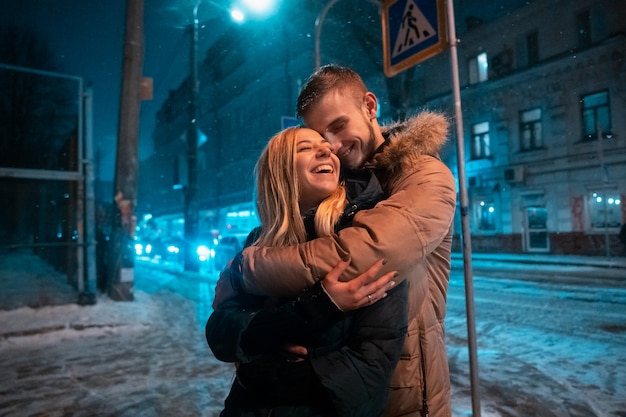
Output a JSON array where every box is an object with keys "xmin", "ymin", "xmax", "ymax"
[
  {"xmin": 109, "ymin": 0, "xmax": 145, "ymax": 300},
  {"xmin": 184, "ymin": 2, "xmax": 201, "ymax": 272}
]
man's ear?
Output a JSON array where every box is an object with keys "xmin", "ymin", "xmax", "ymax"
[{"xmin": 363, "ymin": 92, "xmax": 378, "ymax": 119}]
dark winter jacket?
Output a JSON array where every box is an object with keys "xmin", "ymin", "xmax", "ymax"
[{"xmin": 206, "ymin": 171, "xmax": 409, "ymax": 417}]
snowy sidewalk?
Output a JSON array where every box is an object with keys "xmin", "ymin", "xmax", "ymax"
[
  {"xmin": 0, "ymin": 249, "xmax": 79, "ymax": 311},
  {"xmin": 0, "ymin": 255, "xmax": 492, "ymax": 417}
]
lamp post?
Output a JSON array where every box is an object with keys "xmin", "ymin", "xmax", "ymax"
[
  {"xmin": 314, "ymin": 0, "xmax": 381, "ymax": 70},
  {"xmin": 183, "ymin": 1, "xmax": 273, "ymax": 272},
  {"xmin": 314, "ymin": 0, "xmax": 340, "ymax": 70},
  {"xmin": 183, "ymin": 1, "xmax": 201, "ymax": 272}
]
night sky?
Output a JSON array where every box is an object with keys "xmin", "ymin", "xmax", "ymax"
[{"xmin": 0, "ymin": 0, "xmax": 203, "ymax": 180}]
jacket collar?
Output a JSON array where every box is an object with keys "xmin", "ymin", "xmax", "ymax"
[{"xmin": 374, "ymin": 111, "xmax": 449, "ymax": 174}]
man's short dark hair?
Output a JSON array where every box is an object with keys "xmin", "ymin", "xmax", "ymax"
[{"xmin": 296, "ymin": 65, "xmax": 368, "ymax": 119}]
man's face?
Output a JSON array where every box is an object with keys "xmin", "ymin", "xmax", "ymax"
[
  {"xmin": 294, "ymin": 128, "xmax": 340, "ymax": 213},
  {"xmin": 303, "ymin": 91, "xmax": 379, "ymax": 169}
]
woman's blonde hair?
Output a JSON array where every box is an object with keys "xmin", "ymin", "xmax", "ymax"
[{"xmin": 254, "ymin": 127, "xmax": 347, "ymax": 247}]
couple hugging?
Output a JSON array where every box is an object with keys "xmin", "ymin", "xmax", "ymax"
[{"xmin": 206, "ymin": 64, "xmax": 456, "ymax": 417}]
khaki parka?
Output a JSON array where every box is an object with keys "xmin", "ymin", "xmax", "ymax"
[{"xmin": 239, "ymin": 111, "xmax": 456, "ymax": 417}]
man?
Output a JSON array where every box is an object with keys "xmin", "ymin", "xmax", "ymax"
[{"xmin": 217, "ymin": 65, "xmax": 456, "ymax": 416}]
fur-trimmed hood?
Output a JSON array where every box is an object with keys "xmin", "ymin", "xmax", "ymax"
[{"xmin": 375, "ymin": 111, "xmax": 450, "ymax": 177}]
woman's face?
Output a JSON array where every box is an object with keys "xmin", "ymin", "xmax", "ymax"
[{"xmin": 294, "ymin": 128, "xmax": 340, "ymax": 212}]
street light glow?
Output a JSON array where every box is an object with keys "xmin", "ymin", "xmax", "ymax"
[
  {"xmin": 242, "ymin": 0, "xmax": 275, "ymax": 13},
  {"xmin": 230, "ymin": 8, "xmax": 245, "ymax": 22}
]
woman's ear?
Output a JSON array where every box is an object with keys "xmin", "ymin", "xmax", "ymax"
[{"xmin": 363, "ymin": 92, "xmax": 378, "ymax": 118}]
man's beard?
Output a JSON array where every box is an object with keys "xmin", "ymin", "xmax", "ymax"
[{"xmin": 362, "ymin": 121, "xmax": 378, "ymax": 165}]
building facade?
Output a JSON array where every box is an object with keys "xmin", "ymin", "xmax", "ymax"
[
  {"xmin": 426, "ymin": 0, "xmax": 626, "ymax": 255},
  {"xmin": 140, "ymin": 0, "xmax": 626, "ymax": 256}
]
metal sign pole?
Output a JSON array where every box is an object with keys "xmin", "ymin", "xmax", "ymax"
[
  {"xmin": 445, "ymin": 0, "xmax": 481, "ymax": 415},
  {"xmin": 84, "ymin": 86, "xmax": 97, "ymax": 300}
]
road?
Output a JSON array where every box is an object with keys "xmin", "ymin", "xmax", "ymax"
[
  {"xmin": 105, "ymin": 258, "xmax": 626, "ymax": 416},
  {"xmin": 446, "ymin": 261, "xmax": 626, "ymax": 416}
]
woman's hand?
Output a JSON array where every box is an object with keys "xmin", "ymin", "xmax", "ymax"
[{"xmin": 321, "ymin": 258, "xmax": 397, "ymax": 311}]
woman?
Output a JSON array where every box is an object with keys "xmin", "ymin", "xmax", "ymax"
[{"xmin": 206, "ymin": 127, "xmax": 408, "ymax": 417}]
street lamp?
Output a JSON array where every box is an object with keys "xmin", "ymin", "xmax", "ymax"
[
  {"xmin": 183, "ymin": 1, "xmax": 202, "ymax": 272},
  {"xmin": 314, "ymin": 0, "xmax": 340, "ymax": 70},
  {"xmin": 183, "ymin": 0, "xmax": 275, "ymax": 271}
]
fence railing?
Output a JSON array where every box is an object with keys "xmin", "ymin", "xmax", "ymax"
[{"xmin": 0, "ymin": 63, "xmax": 96, "ymax": 304}]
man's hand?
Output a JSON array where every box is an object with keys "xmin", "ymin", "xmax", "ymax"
[{"xmin": 321, "ymin": 258, "xmax": 397, "ymax": 311}]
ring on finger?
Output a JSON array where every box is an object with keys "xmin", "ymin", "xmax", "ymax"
[{"xmin": 367, "ymin": 294, "xmax": 373, "ymax": 304}]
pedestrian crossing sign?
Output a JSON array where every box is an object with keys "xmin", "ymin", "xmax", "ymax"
[{"xmin": 382, "ymin": 0, "xmax": 447, "ymax": 77}]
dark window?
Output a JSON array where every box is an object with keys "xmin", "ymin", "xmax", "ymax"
[
  {"xmin": 491, "ymin": 48, "xmax": 513, "ymax": 78},
  {"xmin": 581, "ymin": 91, "xmax": 611, "ymax": 140},
  {"xmin": 576, "ymin": 10, "xmax": 591, "ymax": 48},
  {"xmin": 526, "ymin": 31, "xmax": 539, "ymax": 65}
]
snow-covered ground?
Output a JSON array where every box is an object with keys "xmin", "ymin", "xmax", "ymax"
[{"xmin": 1, "ymin": 250, "xmax": 625, "ymax": 416}]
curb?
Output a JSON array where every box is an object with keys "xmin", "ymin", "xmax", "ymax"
[{"xmin": 451, "ymin": 252, "xmax": 626, "ymax": 269}]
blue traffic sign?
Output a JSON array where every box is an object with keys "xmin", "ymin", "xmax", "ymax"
[
  {"xmin": 281, "ymin": 116, "xmax": 300, "ymax": 129},
  {"xmin": 382, "ymin": 0, "xmax": 447, "ymax": 77}
]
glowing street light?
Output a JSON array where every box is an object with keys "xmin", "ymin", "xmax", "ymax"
[
  {"xmin": 184, "ymin": 0, "xmax": 274, "ymax": 271},
  {"xmin": 230, "ymin": 9, "xmax": 245, "ymax": 22},
  {"xmin": 241, "ymin": 0, "xmax": 276, "ymax": 14}
]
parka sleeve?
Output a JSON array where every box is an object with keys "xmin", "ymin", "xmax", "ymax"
[{"xmin": 239, "ymin": 156, "xmax": 457, "ymax": 296}]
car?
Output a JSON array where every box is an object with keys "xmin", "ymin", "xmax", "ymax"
[
  {"xmin": 195, "ymin": 234, "xmax": 218, "ymax": 263},
  {"xmin": 143, "ymin": 236, "xmax": 185, "ymax": 263},
  {"xmin": 134, "ymin": 237, "xmax": 151, "ymax": 257},
  {"xmin": 213, "ymin": 235, "xmax": 244, "ymax": 271}
]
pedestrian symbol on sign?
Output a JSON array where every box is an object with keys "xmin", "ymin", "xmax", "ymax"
[
  {"xmin": 392, "ymin": 0, "xmax": 436, "ymax": 58},
  {"xmin": 382, "ymin": 0, "xmax": 447, "ymax": 77}
]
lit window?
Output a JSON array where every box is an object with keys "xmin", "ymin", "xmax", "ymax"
[
  {"xmin": 469, "ymin": 52, "xmax": 488, "ymax": 84},
  {"xmin": 588, "ymin": 190, "xmax": 621, "ymax": 229},
  {"xmin": 471, "ymin": 121, "xmax": 490, "ymax": 159},
  {"xmin": 526, "ymin": 207, "xmax": 549, "ymax": 251},
  {"xmin": 475, "ymin": 199, "xmax": 496, "ymax": 231},
  {"xmin": 520, "ymin": 108, "xmax": 542, "ymax": 150}
]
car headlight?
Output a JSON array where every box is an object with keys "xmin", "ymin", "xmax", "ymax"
[{"xmin": 196, "ymin": 245, "xmax": 215, "ymax": 261}]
